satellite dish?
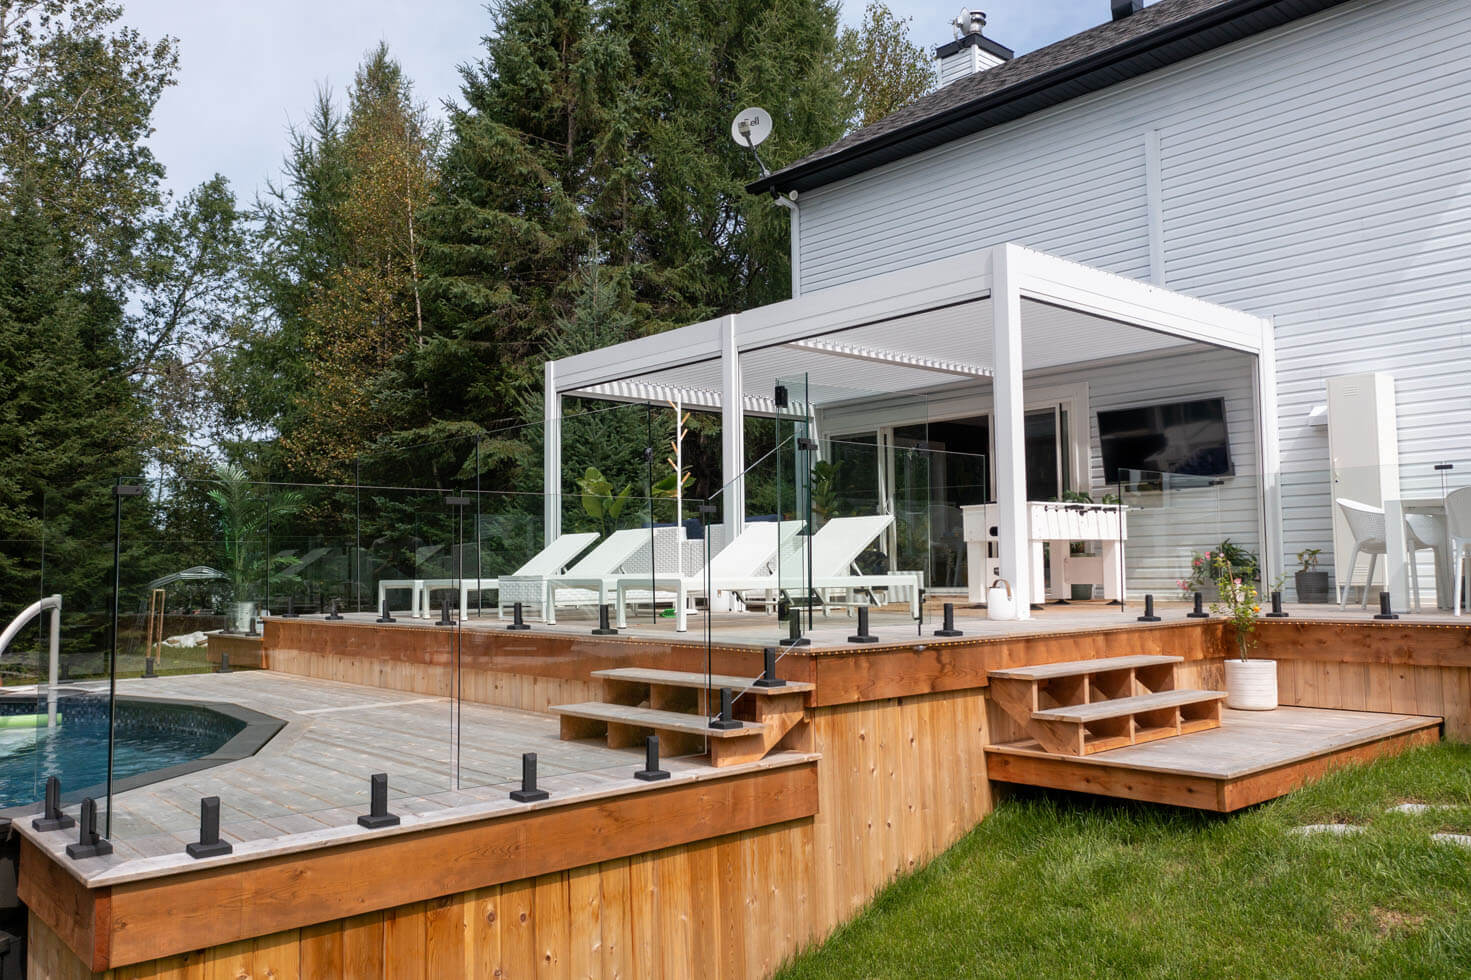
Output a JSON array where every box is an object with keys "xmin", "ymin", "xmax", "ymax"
[{"xmin": 730, "ymin": 107, "xmax": 773, "ymax": 149}]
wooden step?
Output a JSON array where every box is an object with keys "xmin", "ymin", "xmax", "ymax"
[
  {"xmin": 1032, "ymin": 689, "xmax": 1226, "ymax": 724},
  {"xmin": 551, "ymin": 701, "xmax": 765, "ymax": 738},
  {"xmin": 591, "ymin": 667, "xmax": 815, "ymax": 695},
  {"xmin": 989, "ymin": 654, "xmax": 1182, "ymax": 681}
]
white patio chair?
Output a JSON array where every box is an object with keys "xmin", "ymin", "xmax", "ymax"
[
  {"xmin": 1336, "ymin": 498, "xmax": 1389, "ymax": 609},
  {"xmin": 1404, "ymin": 512, "xmax": 1446, "ymax": 613},
  {"xmin": 1446, "ymin": 487, "xmax": 1471, "ymax": 616}
]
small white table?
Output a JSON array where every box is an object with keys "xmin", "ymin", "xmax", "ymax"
[
  {"xmin": 1383, "ymin": 497, "xmax": 1452, "ymax": 611},
  {"xmin": 962, "ymin": 502, "xmax": 1128, "ymax": 608}
]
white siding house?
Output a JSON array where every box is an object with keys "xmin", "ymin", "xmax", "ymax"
[{"xmin": 780, "ymin": 0, "xmax": 1471, "ymax": 592}]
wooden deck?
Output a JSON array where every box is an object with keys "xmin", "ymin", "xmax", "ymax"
[
  {"xmin": 12, "ymin": 671, "xmax": 815, "ymax": 889},
  {"xmin": 986, "ymin": 706, "xmax": 1442, "ymax": 812}
]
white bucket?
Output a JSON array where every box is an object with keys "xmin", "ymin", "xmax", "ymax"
[
  {"xmin": 1224, "ymin": 658, "xmax": 1278, "ymax": 710},
  {"xmin": 986, "ymin": 579, "xmax": 1019, "ymax": 621}
]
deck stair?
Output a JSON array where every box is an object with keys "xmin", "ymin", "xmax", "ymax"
[
  {"xmin": 988, "ymin": 655, "xmax": 1226, "ymax": 756},
  {"xmin": 551, "ymin": 667, "xmax": 814, "ymax": 768}
]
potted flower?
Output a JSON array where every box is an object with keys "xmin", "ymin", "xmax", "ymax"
[
  {"xmin": 1181, "ymin": 539, "xmax": 1260, "ymax": 601},
  {"xmin": 1210, "ymin": 552, "xmax": 1277, "ymax": 710},
  {"xmin": 1294, "ymin": 547, "xmax": 1330, "ymax": 603}
]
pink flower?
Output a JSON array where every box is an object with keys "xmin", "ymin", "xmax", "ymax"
[
  {"xmin": 1205, "ymin": 551, "xmax": 1213, "ymax": 559},
  {"xmin": 1233, "ymin": 578, "xmax": 1242, "ymax": 586}
]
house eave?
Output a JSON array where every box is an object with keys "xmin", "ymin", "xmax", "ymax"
[{"xmin": 749, "ymin": 0, "xmax": 1352, "ymax": 197}]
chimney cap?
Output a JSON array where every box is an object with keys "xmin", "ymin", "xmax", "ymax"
[
  {"xmin": 952, "ymin": 9, "xmax": 986, "ymax": 40},
  {"xmin": 1111, "ymin": 0, "xmax": 1144, "ymax": 20}
]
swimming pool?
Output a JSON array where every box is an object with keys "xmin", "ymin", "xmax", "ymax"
[{"xmin": 0, "ymin": 695, "xmax": 249, "ymax": 808}]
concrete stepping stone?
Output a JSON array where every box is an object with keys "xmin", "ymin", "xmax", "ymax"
[
  {"xmin": 1291, "ymin": 823, "xmax": 1364, "ymax": 836},
  {"xmin": 1431, "ymin": 833, "xmax": 1471, "ymax": 848}
]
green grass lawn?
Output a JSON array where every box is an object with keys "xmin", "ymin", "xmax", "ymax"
[{"xmin": 779, "ymin": 743, "xmax": 1471, "ymax": 979}]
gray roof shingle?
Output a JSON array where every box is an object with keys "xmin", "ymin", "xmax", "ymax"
[{"xmin": 752, "ymin": 0, "xmax": 1351, "ymax": 195}]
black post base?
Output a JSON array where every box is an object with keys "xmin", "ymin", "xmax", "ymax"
[
  {"xmin": 509, "ymin": 788, "xmax": 549, "ymax": 803},
  {"xmin": 708, "ymin": 718, "xmax": 743, "ymax": 730},
  {"xmin": 32, "ymin": 814, "xmax": 74, "ymax": 833},
  {"xmin": 1136, "ymin": 615, "xmax": 1162, "ymax": 622},
  {"xmin": 186, "ymin": 839, "xmax": 233, "ymax": 859},
  {"xmin": 66, "ymin": 839, "xmax": 113, "ymax": 860},
  {"xmin": 634, "ymin": 768, "xmax": 671, "ymax": 782},
  {"xmin": 356, "ymin": 812, "xmax": 402, "ymax": 829},
  {"xmin": 590, "ymin": 628, "xmax": 618, "ymax": 636},
  {"xmin": 847, "ymin": 633, "xmax": 879, "ymax": 643},
  {"xmin": 507, "ymin": 623, "xmax": 531, "ymax": 631},
  {"xmin": 143, "ymin": 656, "xmax": 158, "ymax": 678}
]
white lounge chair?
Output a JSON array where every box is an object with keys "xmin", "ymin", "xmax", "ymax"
[
  {"xmin": 377, "ymin": 533, "xmax": 597, "ymax": 619},
  {"xmin": 735, "ymin": 515, "xmax": 923, "ymax": 619},
  {"xmin": 613, "ymin": 521, "xmax": 799, "ymax": 632},
  {"xmin": 514, "ymin": 528, "xmax": 657, "ymax": 624}
]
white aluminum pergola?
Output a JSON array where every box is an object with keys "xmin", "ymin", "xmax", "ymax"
[{"xmin": 544, "ymin": 242, "xmax": 1280, "ymax": 617}]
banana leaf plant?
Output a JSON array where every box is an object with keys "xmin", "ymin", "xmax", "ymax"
[
  {"xmin": 577, "ymin": 467, "xmax": 634, "ymax": 537},
  {"xmin": 206, "ymin": 464, "xmax": 304, "ymax": 609}
]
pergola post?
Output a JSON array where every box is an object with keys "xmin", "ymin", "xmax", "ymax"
[
  {"xmin": 1255, "ymin": 318, "xmax": 1284, "ymax": 589},
  {"xmin": 990, "ymin": 244, "xmax": 1031, "ymax": 619},
  {"xmin": 543, "ymin": 361, "xmax": 562, "ymax": 546},
  {"xmin": 720, "ymin": 315, "xmax": 745, "ymax": 535}
]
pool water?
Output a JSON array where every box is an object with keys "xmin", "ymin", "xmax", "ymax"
[{"xmin": 0, "ymin": 696, "xmax": 244, "ymax": 808}]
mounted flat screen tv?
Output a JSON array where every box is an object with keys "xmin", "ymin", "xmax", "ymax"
[{"xmin": 1097, "ymin": 397, "xmax": 1233, "ymax": 482}]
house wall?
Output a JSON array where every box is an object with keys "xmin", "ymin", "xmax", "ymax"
[
  {"xmin": 794, "ymin": 0, "xmax": 1471, "ymax": 586},
  {"xmin": 815, "ymin": 346, "xmax": 1261, "ymax": 594}
]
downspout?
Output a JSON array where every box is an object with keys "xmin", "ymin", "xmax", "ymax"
[{"xmin": 773, "ymin": 193, "xmax": 801, "ymax": 298}]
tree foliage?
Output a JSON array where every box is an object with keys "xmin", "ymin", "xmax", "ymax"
[{"xmin": 837, "ymin": 2, "xmax": 934, "ymax": 130}]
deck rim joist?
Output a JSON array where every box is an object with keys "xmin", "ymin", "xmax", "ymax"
[{"xmin": 18, "ymin": 756, "xmax": 820, "ymax": 972}]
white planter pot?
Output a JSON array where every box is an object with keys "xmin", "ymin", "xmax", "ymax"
[
  {"xmin": 226, "ymin": 600, "xmax": 257, "ymax": 634},
  {"xmin": 1224, "ymin": 658, "xmax": 1278, "ymax": 711}
]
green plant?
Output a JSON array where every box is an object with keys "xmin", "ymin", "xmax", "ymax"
[
  {"xmin": 206, "ymin": 464, "xmax": 303, "ymax": 604},
  {"xmin": 811, "ymin": 459, "xmax": 844, "ymax": 520},
  {"xmin": 1207, "ymin": 552, "xmax": 1262, "ymax": 660},
  {"xmin": 576, "ymin": 466, "xmax": 633, "ymax": 536},
  {"xmin": 1296, "ymin": 547, "xmax": 1322, "ymax": 573},
  {"xmin": 1181, "ymin": 538, "xmax": 1261, "ymax": 593}
]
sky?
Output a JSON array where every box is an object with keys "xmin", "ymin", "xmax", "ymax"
[{"xmin": 119, "ymin": 1, "xmax": 1109, "ymax": 205}]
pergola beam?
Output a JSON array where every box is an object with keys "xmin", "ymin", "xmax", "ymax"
[{"xmin": 786, "ymin": 338, "xmax": 992, "ymax": 378}]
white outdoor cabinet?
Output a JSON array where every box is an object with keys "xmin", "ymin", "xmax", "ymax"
[
  {"xmin": 1326, "ymin": 373, "xmax": 1398, "ymax": 586},
  {"xmin": 962, "ymin": 503, "xmax": 1127, "ymax": 607}
]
